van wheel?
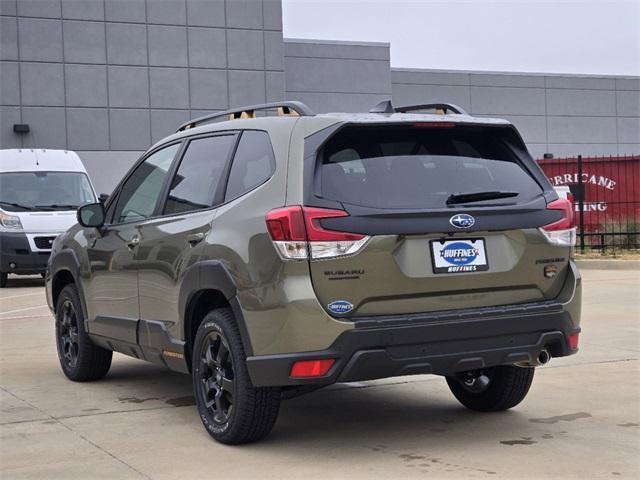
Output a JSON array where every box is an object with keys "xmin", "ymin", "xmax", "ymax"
[
  {"xmin": 446, "ymin": 365, "xmax": 535, "ymax": 412},
  {"xmin": 192, "ymin": 308, "xmax": 281, "ymax": 444},
  {"xmin": 0, "ymin": 273, "xmax": 7, "ymax": 288},
  {"xmin": 55, "ymin": 285, "xmax": 112, "ymax": 381}
]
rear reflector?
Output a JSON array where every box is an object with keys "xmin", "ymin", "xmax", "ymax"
[
  {"xmin": 540, "ymin": 198, "xmax": 576, "ymax": 247},
  {"xmin": 290, "ymin": 359, "xmax": 335, "ymax": 378},
  {"xmin": 266, "ymin": 206, "xmax": 369, "ymax": 260},
  {"xmin": 567, "ymin": 332, "xmax": 580, "ymax": 350}
]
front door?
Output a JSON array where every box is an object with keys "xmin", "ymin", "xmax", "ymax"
[
  {"xmin": 83, "ymin": 223, "xmax": 140, "ymax": 343},
  {"xmin": 84, "ymin": 143, "xmax": 181, "ymax": 343}
]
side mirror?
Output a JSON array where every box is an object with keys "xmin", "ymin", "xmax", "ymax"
[
  {"xmin": 77, "ymin": 203, "xmax": 105, "ymax": 228},
  {"xmin": 98, "ymin": 193, "xmax": 109, "ymax": 204}
]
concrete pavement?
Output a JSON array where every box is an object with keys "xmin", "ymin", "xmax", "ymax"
[{"xmin": 1, "ymin": 269, "xmax": 639, "ymax": 479}]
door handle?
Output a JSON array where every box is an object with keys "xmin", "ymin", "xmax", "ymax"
[
  {"xmin": 127, "ymin": 235, "xmax": 140, "ymax": 249},
  {"xmin": 187, "ymin": 232, "xmax": 205, "ymax": 246}
]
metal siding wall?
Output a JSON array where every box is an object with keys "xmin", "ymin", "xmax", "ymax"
[
  {"xmin": 283, "ymin": 39, "xmax": 392, "ymax": 113},
  {"xmin": 392, "ymin": 68, "xmax": 640, "ymax": 158},
  {"xmin": 0, "ymin": 0, "xmax": 285, "ymax": 166}
]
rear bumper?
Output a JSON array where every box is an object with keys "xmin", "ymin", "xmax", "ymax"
[
  {"xmin": 0, "ymin": 232, "xmax": 50, "ymax": 274},
  {"xmin": 247, "ymin": 299, "xmax": 580, "ymax": 388}
]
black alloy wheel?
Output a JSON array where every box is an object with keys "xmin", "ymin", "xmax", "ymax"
[
  {"xmin": 446, "ymin": 365, "xmax": 535, "ymax": 412},
  {"xmin": 191, "ymin": 308, "xmax": 281, "ymax": 444},
  {"xmin": 458, "ymin": 370, "xmax": 492, "ymax": 393},
  {"xmin": 198, "ymin": 331, "xmax": 235, "ymax": 425},
  {"xmin": 54, "ymin": 284, "xmax": 112, "ymax": 381},
  {"xmin": 57, "ymin": 299, "xmax": 80, "ymax": 369}
]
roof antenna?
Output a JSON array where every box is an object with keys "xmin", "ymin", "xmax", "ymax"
[{"xmin": 369, "ymin": 100, "xmax": 395, "ymax": 114}]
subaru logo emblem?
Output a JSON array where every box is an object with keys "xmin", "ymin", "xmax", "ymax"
[{"xmin": 449, "ymin": 214, "xmax": 475, "ymax": 229}]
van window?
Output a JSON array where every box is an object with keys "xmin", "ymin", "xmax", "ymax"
[
  {"xmin": 0, "ymin": 172, "xmax": 94, "ymax": 211},
  {"xmin": 113, "ymin": 143, "xmax": 179, "ymax": 223},
  {"xmin": 224, "ymin": 131, "xmax": 275, "ymax": 201},
  {"xmin": 320, "ymin": 125, "xmax": 542, "ymax": 209},
  {"xmin": 164, "ymin": 134, "xmax": 236, "ymax": 215}
]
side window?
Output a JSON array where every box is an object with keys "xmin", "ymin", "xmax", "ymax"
[
  {"xmin": 163, "ymin": 134, "xmax": 235, "ymax": 215},
  {"xmin": 112, "ymin": 144, "xmax": 179, "ymax": 224},
  {"xmin": 224, "ymin": 131, "xmax": 275, "ymax": 202}
]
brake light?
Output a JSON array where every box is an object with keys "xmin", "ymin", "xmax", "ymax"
[
  {"xmin": 265, "ymin": 206, "xmax": 369, "ymax": 260},
  {"xmin": 540, "ymin": 198, "xmax": 576, "ymax": 247},
  {"xmin": 290, "ymin": 359, "xmax": 335, "ymax": 378},
  {"xmin": 411, "ymin": 122, "xmax": 456, "ymax": 128}
]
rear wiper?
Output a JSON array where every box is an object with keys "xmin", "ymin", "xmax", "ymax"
[
  {"xmin": 446, "ymin": 191, "xmax": 519, "ymax": 205},
  {"xmin": 0, "ymin": 201, "xmax": 33, "ymax": 211}
]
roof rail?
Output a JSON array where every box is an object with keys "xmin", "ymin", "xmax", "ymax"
[
  {"xmin": 369, "ymin": 100, "xmax": 468, "ymax": 116},
  {"xmin": 176, "ymin": 101, "xmax": 315, "ymax": 132}
]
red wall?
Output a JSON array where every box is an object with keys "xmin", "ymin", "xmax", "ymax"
[{"xmin": 537, "ymin": 156, "xmax": 640, "ymax": 230}]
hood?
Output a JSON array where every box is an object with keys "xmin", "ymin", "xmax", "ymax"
[{"xmin": 11, "ymin": 210, "xmax": 78, "ymax": 233}]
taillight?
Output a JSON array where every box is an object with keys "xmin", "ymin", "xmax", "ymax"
[
  {"xmin": 265, "ymin": 206, "xmax": 370, "ymax": 260},
  {"xmin": 265, "ymin": 206, "xmax": 308, "ymax": 259},
  {"xmin": 539, "ymin": 198, "xmax": 576, "ymax": 247}
]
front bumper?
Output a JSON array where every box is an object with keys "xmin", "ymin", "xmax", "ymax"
[
  {"xmin": 0, "ymin": 231, "xmax": 51, "ymax": 274},
  {"xmin": 247, "ymin": 299, "xmax": 580, "ymax": 388}
]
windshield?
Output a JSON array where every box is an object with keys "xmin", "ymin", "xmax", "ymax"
[
  {"xmin": 319, "ymin": 125, "xmax": 543, "ymax": 209},
  {"xmin": 0, "ymin": 171, "xmax": 95, "ymax": 211}
]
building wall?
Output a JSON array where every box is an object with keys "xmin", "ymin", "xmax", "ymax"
[
  {"xmin": 0, "ymin": 0, "xmax": 285, "ymax": 193},
  {"xmin": 2, "ymin": 2, "xmax": 638, "ymax": 193},
  {"xmin": 392, "ymin": 69, "xmax": 640, "ymax": 159},
  {"xmin": 283, "ymin": 39, "xmax": 639, "ymax": 160},
  {"xmin": 284, "ymin": 38, "xmax": 392, "ymax": 113}
]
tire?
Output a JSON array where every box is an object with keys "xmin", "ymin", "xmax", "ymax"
[
  {"xmin": 446, "ymin": 365, "xmax": 535, "ymax": 412},
  {"xmin": 192, "ymin": 308, "xmax": 281, "ymax": 445},
  {"xmin": 55, "ymin": 284, "xmax": 112, "ymax": 382},
  {"xmin": 0, "ymin": 272, "xmax": 7, "ymax": 288}
]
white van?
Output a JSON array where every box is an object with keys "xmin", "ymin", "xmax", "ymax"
[{"xmin": 0, "ymin": 149, "xmax": 97, "ymax": 287}]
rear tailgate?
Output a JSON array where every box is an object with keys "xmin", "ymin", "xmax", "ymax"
[{"xmin": 304, "ymin": 123, "xmax": 574, "ymax": 317}]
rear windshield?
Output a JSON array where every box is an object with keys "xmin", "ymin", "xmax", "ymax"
[{"xmin": 319, "ymin": 125, "xmax": 542, "ymax": 209}]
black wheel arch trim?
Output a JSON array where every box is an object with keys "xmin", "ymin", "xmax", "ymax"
[
  {"xmin": 179, "ymin": 260, "xmax": 254, "ymax": 361},
  {"xmin": 48, "ymin": 249, "xmax": 89, "ymax": 326}
]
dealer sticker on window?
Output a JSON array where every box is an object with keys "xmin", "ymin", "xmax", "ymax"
[{"xmin": 431, "ymin": 239, "xmax": 489, "ymax": 274}]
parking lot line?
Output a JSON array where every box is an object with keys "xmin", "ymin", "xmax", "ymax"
[
  {"xmin": 0, "ymin": 292, "xmax": 44, "ymax": 300},
  {"xmin": 0, "ymin": 304, "xmax": 49, "ymax": 316}
]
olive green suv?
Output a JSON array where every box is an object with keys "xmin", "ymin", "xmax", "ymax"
[{"xmin": 46, "ymin": 101, "xmax": 581, "ymax": 444}]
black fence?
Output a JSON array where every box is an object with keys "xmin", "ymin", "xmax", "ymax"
[{"xmin": 537, "ymin": 155, "xmax": 640, "ymax": 252}]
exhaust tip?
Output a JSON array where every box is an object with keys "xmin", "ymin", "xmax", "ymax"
[{"xmin": 538, "ymin": 349, "xmax": 551, "ymax": 365}]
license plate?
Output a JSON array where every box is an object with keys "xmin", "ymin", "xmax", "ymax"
[{"xmin": 431, "ymin": 238, "xmax": 489, "ymax": 274}]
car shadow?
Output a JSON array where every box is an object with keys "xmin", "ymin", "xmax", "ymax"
[
  {"xmin": 101, "ymin": 361, "xmax": 530, "ymax": 449},
  {"xmin": 3, "ymin": 275, "xmax": 45, "ymax": 288}
]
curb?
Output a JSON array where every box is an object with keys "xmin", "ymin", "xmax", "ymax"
[{"xmin": 575, "ymin": 259, "xmax": 640, "ymax": 270}]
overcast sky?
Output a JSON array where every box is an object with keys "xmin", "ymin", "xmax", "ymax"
[{"xmin": 282, "ymin": 0, "xmax": 640, "ymax": 76}]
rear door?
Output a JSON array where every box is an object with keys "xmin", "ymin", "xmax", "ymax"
[
  {"xmin": 306, "ymin": 123, "xmax": 572, "ymax": 317},
  {"xmin": 136, "ymin": 133, "xmax": 238, "ymax": 328}
]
